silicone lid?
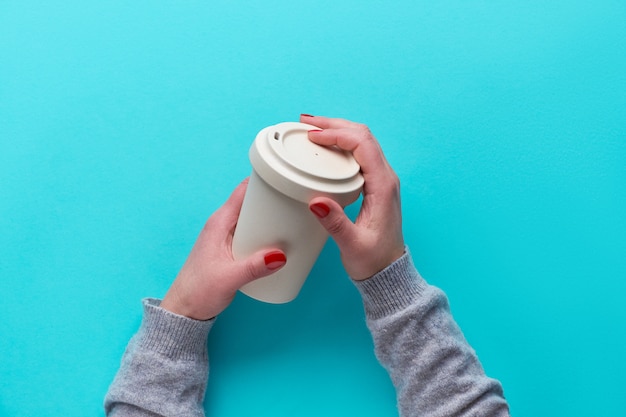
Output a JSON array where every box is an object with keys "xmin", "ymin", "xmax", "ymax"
[{"xmin": 249, "ymin": 122, "xmax": 364, "ymax": 205}]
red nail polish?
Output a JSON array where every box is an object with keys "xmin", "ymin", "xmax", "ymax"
[
  {"xmin": 301, "ymin": 113, "xmax": 314, "ymax": 118},
  {"xmin": 264, "ymin": 251, "xmax": 286, "ymax": 270},
  {"xmin": 310, "ymin": 202, "xmax": 330, "ymax": 218}
]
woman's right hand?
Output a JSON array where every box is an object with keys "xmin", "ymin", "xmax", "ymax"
[
  {"xmin": 302, "ymin": 114, "xmax": 405, "ymax": 281},
  {"xmin": 160, "ymin": 179, "xmax": 287, "ymax": 320}
]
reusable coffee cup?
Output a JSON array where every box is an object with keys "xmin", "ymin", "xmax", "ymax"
[{"xmin": 233, "ymin": 122, "xmax": 364, "ymax": 303}]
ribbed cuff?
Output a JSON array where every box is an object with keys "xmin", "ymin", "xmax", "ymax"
[
  {"xmin": 353, "ymin": 248, "xmax": 427, "ymax": 320},
  {"xmin": 134, "ymin": 298, "xmax": 215, "ymax": 361}
]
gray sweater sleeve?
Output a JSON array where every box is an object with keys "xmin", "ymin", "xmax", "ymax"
[
  {"xmin": 105, "ymin": 249, "xmax": 509, "ymax": 417},
  {"xmin": 353, "ymin": 248, "xmax": 510, "ymax": 416},
  {"xmin": 104, "ymin": 298, "xmax": 214, "ymax": 417}
]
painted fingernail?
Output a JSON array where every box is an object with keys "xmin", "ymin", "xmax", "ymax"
[
  {"xmin": 301, "ymin": 113, "xmax": 314, "ymax": 118},
  {"xmin": 310, "ymin": 202, "xmax": 330, "ymax": 218},
  {"xmin": 308, "ymin": 129, "xmax": 323, "ymax": 133},
  {"xmin": 264, "ymin": 251, "xmax": 287, "ymax": 270}
]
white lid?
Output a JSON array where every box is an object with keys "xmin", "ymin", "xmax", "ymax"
[{"xmin": 249, "ymin": 122, "xmax": 364, "ymax": 205}]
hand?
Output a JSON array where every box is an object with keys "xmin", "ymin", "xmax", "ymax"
[
  {"xmin": 301, "ymin": 114, "xmax": 405, "ymax": 281},
  {"xmin": 160, "ymin": 179, "xmax": 287, "ymax": 320}
]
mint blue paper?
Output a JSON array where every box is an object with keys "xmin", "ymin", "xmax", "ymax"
[{"xmin": 1, "ymin": 1, "xmax": 624, "ymax": 416}]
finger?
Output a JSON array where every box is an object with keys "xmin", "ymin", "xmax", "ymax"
[
  {"xmin": 300, "ymin": 114, "xmax": 361, "ymax": 129},
  {"xmin": 221, "ymin": 178, "xmax": 249, "ymax": 215},
  {"xmin": 211, "ymin": 178, "xmax": 249, "ymax": 233},
  {"xmin": 307, "ymin": 128, "xmax": 390, "ymax": 188},
  {"xmin": 300, "ymin": 115, "xmax": 387, "ymax": 172},
  {"xmin": 231, "ymin": 249, "xmax": 287, "ymax": 288},
  {"xmin": 309, "ymin": 197, "xmax": 359, "ymax": 251}
]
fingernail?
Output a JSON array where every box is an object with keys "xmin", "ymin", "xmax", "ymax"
[
  {"xmin": 310, "ymin": 202, "xmax": 330, "ymax": 218},
  {"xmin": 301, "ymin": 113, "xmax": 314, "ymax": 118},
  {"xmin": 264, "ymin": 251, "xmax": 287, "ymax": 270},
  {"xmin": 308, "ymin": 129, "xmax": 323, "ymax": 133}
]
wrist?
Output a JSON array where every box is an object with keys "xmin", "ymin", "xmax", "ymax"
[
  {"xmin": 161, "ymin": 290, "xmax": 217, "ymax": 322},
  {"xmin": 349, "ymin": 243, "xmax": 406, "ymax": 281}
]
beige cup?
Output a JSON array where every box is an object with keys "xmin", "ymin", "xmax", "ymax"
[{"xmin": 232, "ymin": 122, "xmax": 363, "ymax": 303}]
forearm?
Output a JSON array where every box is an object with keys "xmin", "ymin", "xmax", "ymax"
[
  {"xmin": 104, "ymin": 298, "xmax": 213, "ymax": 417},
  {"xmin": 355, "ymin": 250, "xmax": 510, "ymax": 417}
]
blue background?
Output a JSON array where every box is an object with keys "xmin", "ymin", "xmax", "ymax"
[{"xmin": 1, "ymin": 1, "xmax": 625, "ymax": 416}]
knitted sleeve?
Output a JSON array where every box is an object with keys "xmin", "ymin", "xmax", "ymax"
[
  {"xmin": 353, "ymin": 249, "xmax": 511, "ymax": 417},
  {"xmin": 104, "ymin": 298, "xmax": 214, "ymax": 417}
]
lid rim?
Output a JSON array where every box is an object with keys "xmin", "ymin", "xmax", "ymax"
[{"xmin": 249, "ymin": 122, "xmax": 364, "ymax": 205}]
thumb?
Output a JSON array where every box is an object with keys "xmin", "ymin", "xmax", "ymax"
[
  {"xmin": 309, "ymin": 197, "xmax": 358, "ymax": 250},
  {"xmin": 232, "ymin": 249, "xmax": 287, "ymax": 289}
]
